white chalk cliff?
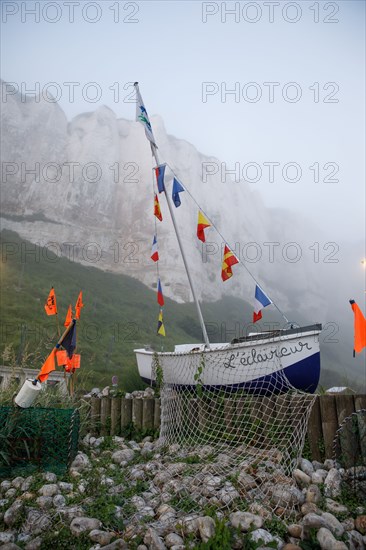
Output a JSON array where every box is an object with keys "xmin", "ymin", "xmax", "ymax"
[{"xmin": 0, "ymin": 80, "xmax": 323, "ymax": 318}]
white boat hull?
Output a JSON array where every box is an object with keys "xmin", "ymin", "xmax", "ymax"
[{"xmin": 135, "ymin": 324, "xmax": 321, "ymax": 394}]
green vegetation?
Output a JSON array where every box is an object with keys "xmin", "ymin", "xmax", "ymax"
[
  {"xmin": 0, "ymin": 230, "xmax": 258, "ymax": 391},
  {"xmin": 1, "ymin": 228, "xmax": 364, "ymax": 393}
]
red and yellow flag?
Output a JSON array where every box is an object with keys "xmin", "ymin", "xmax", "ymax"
[
  {"xmin": 38, "ymin": 349, "xmax": 56, "ymax": 382},
  {"xmin": 75, "ymin": 291, "xmax": 84, "ymax": 320},
  {"xmin": 350, "ymin": 300, "xmax": 366, "ymax": 354},
  {"xmin": 154, "ymin": 194, "xmax": 162, "ymax": 222},
  {"xmin": 44, "ymin": 287, "xmax": 57, "ymax": 316},
  {"xmin": 221, "ymin": 245, "xmax": 239, "ymax": 281},
  {"xmin": 64, "ymin": 304, "xmax": 73, "ymax": 327},
  {"xmin": 197, "ymin": 211, "xmax": 211, "ymax": 243}
]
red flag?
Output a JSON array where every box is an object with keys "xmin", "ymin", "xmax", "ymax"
[
  {"xmin": 38, "ymin": 349, "xmax": 56, "ymax": 382},
  {"xmin": 350, "ymin": 300, "xmax": 366, "ymax": 354},
  {"xmin": 253, "ymin": 311, "xmax": 262, "ymax": 323},
  {"xmin": 221, "ymin": 245, "xmax": 239, "ymax": 281},
  {"xmin": 75, "ymin": 291, "xmax": 84, "ymax": 320},
  {"xmin": 44, "ymin": 287, "xmax": 57, "ymax": 316},
  {"xmin": 154, "ymin": 194, "xmax": 162, "ymax": 222},
  {"xmin": 197, "ymin": 211, "xmax": 211, "ymax": 243},
  {"xmin": 64, "ymin": 304, "xmax": 73, "ymax": 327}
]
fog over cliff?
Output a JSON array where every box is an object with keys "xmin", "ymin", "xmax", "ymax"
[
  {"xmin": 1, "ymin": 81, "xmax": 365, "ymax": 388},
  {"xmin": 0, "ymin": 81, "xmax": 325, "ymax": 306}
]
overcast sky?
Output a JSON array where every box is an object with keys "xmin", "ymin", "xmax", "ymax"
[{"xmin": 1, "ymin": 0, "xmax": 365, "ymax": 244}]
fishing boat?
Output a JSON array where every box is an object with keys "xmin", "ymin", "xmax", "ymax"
[{"xmin": 133, "ymin": 83, "xmax": 321, "ymax": 395}]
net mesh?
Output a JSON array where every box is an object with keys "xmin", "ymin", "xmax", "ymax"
[
  {"xmin": 0, "ymin": 406, "xmax": 80, "ymax": 477},
  {"xmin": 143, "ymin": 347, "xmax": 316, "ymax": 517},
  {"xmin": 333, "ymin": 409, "xmax": 366, "ymax": 501}
]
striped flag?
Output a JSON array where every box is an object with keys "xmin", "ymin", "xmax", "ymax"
[
  {"xmin": 221, "ymin": 245, "xmax": 239, "ymax": 281},
  {"xmin": 253, "ymin": 285, "xmax": 272, "ymax": 323},
  {"xmin": 197, "ymin": 211, "xmax": 211, "ymax": 242},
  {"xmin": 151, "ymin": 235, "xmax": 159, "ymax": 262}
]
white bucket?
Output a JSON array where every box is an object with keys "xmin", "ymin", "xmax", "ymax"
[{"xmin": 14, "ymin": 379, "xmax": 42, "ymax": 408}]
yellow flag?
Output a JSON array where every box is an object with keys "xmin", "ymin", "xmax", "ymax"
[{"xmin": 157, "ymin": 309, "xmax": 165, "ymax": 336}]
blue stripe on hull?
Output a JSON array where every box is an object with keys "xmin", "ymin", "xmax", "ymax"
[{"xmin": 141, "ymin": 352, "xmax": 321, "ymax": 395}]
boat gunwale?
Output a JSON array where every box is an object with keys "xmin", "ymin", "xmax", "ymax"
[{"xmin": 134, "ymin": 323, "xmax": 322, "ymax": 357}]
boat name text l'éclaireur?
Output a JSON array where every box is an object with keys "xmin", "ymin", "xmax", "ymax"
[{"xmin": 223, "ymin": 341, "xmax": 313, "ymax": 369}]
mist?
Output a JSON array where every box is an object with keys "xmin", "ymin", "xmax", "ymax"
[{"xmin": 1, "ymin": 1, "xmax": 365, "ymax": 390}]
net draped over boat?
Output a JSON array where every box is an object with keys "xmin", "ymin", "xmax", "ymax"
[{"xmin": 147, "ymin": 347, "xmax": 316, "ymax": 517}]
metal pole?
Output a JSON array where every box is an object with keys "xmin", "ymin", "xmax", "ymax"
[{"xmin": 134, "ymin": 83, "xmax": 210, "ymax": 348}]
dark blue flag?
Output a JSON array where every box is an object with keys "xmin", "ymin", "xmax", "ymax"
[
  {"xmin": 155, "ymin": 164, "xmax": 166, "ymax": 193},
  {"xmin": 60, "ymin": 320, "xmax": 77, "ymax": 358},
  {"xmin": 172, "ymin": 178, "xmax": 185, "ymax": 207}
]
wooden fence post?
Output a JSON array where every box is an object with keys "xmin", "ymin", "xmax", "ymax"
[
  {"xmin": 319, "ymin": 395, "xmax": 338, "ymax": 459},
  {"xmin": 111, "ymin": 397, "xmax": 121, "ymax": 436},
  {"xmin": 154, "ymin": 398, "xmax": 161, "ymax": 431},
  {"xmin": 100, "ymin": 397, "xmax": 112, "ymax": 436},
  {"xmin": 90, "ymin": 397, "xmax": 101, "ymax": 436},
  {"xmin": 142, "ymin": 398, "xmax": 154, "ymax": 431},
  {"xmin": 307, "ymin": 396, "xmax": 323, "ymax": 461},
  {"xmin": 121, "ymin": 398, "xmax": 132, "ymax": 431},
  {"xmin": 335, "ymin": 394, "xmax": 356, "ymax": 461},
  {"xmin": 132, "ymin": 399, "xmax": 143, "ymax": 431}
]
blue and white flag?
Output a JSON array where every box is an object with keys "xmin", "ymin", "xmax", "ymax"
[
  {"xmin": 135, "ymin": 83, "xmax": 156, "ymax": 147},
  {"xmin": 172, "ymin": 178, "xmax": 185, "ymax": 207},
  {"xmin": 253, "ymin": 284, "xmax": 272, "ymax": 323}
]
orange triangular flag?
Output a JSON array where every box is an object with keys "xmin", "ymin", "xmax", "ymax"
[
  {"xmin": 44, "ymin": 287, "xmax": 57, "ymax": 316},
  {"xmin": 75, "ymin": 291, "xmax": 84, "ymax": 320},
  {"xmin": 350, "ymin": 300, "xmax": 366, "ymax": 354},
  {"xmin": 64, "ymin": 304, "xmax": 73, "ymax": 327},
  {"xmin": 38, "ymin": 349, "xmax": 56, "ymax": 383}
]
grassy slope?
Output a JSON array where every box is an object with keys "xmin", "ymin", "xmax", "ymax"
[{"xmin": 0, "ymin": 230, "xmax": 362, "ymax": 392}]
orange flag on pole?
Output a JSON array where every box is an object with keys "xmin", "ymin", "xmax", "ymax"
[
  {"xmin": 221, "ymin": 245, "xmax": 239, "ymax": 281},
  {"xmin": 75, "ymin": 291, "xmax": 84, "ymax": 320},
  {"xmin": 64, "ymin": 305, "xmax": 73, "ymax": 327},
  {"xmin": 350, "ymin": 300, "xmax": 366, "ymax": 355},
  {"xmin": 44, "ymin": 287, "xmax": 57, "ymax": 316},
  {"xmin": 197, "ymin": 211, "xmax": 211, "ymax": 243},
  {"xmin": 38, "ymin": 349, "xmax": 56, "ymax": 382}
]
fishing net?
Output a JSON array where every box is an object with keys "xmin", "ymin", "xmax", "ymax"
[
  {"xmin": 144, "ymin": 346, "xmax": 316, "ymax": 518},
  {"xmin": 333, "ymin": 409, "xmax": 366, "ymax": 501},
  {"xmin": 0, "ymin": 406, "xmax": 80, "ymax": 477}
]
